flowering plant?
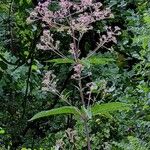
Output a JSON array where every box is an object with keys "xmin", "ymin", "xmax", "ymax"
[{"xmin": 27, "ymin": 0, "xmax": 126, "ymax": 149}]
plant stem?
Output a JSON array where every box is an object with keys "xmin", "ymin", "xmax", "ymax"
[
  {"xmin": 84, "ymin": 120, "xmax": 91, "ymax": 150},
  {"xmin": 78, "ymin": 77, "xmax": 85, "ymax": 106},
  {"xmin": 78, "ymin": 77, "xmax": 91, "ymax": 149},
  {"xmin": 69, "ymin": 13, "xmax": 91, "ymax": 149}
]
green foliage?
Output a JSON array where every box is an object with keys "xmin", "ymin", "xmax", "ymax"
[
  {"xmin": 113, "ymin": 136, "xmax": 150, "ymax": 150},
  {"xmin": 0, "ymin": 0, "xmax": 150, "ymax": 149}
]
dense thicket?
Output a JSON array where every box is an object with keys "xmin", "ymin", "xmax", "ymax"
[{"xmin": 0, "ymin": 0, "xmax": 150, "ymax": 149}]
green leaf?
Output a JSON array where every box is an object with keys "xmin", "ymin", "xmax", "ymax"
[
  {"xmin": 143, "ymin": 14, "xmax": 150, "ymax": 24},
  {"xmin": 0, "ymin": 4, "xmax": 9, "ymax": 12},
  {"xmin": 81, "ymin": 57, "xmax": 114, "ymax": 65},
  {"xmin": 46, "ymin": 58, "xmax": 74, "ymax": 64},
  {"xmin": 91, "ymin": 102, "xmax": 130, "ymax": 116},
  {"xmin": 29, "ymin": 106, "xmax": 81, "ymax": 121},
  {"xmin": 100, "ymin": 112, "xmax": 113, "ymax": 119},
  {"xmin": 26, "ymin": 0, "xmax": 31, "ymax": 4},
  {"xmin": 0, "ymin": 127, "xmax": 5, "ymax": 134},
  {"xmin": 21, "ymin": 148, "xmax": 27, "ymax": 150},
  {"xmin": 31, "ymin": 65, "xmax": 38, "ymax": 71}
]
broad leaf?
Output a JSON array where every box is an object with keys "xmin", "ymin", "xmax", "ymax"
[
  {"xmin": 29, "ymin": 106, "xmax": 81, "ymax": 121},
  {"xmin": 91, "ymin": 102, "xmax": 130, "ymax": 116}
]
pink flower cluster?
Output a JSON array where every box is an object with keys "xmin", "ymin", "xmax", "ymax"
[
  {"xmin": 81, "ymin": 0, "xmax": 92, "ymax": 6},
  {"xmin": 27, "ymin": 0, "xmax": 120, "ymax": 66},
  {"xmin": 42, "ymin": 70, "xmax": 58, "ymax": 93},
  {"xmin": 36, "ymin": 30, "xmax": 59, "ymax": 51},
  {"xmin": 71, "ymin": 64, "xmax": 84, "ymax": 79},
  {"xmin": 100, "ymin": 26, "xmax": 121, "ymax": 44},
  {"xmin": 27, "ymin": 0, "xmax": 113, "ymax": 32}
]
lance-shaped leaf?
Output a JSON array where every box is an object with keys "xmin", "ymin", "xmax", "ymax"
[
  {"xmin": 29, "ymin": 106, "xmax": 81, "ymax": 121},
  {"xmin": 91, "ymin": 102, "xmax": 130, "ymax": 116},
  {"xmin": 46, "ymin": 58, "xmax": 74, "ymax": 64},
  {"xmin": 81, "ymin": 57, "xmax": 115, "ymax": 65}
]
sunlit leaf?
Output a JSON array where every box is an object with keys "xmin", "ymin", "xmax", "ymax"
[
  {"xmin": 29, "ymin": 106, "xmax": 82, "ymax": 121},
  {"xmin": 91, "ymin": 102, "xmax": 130, "ymax": 116}
]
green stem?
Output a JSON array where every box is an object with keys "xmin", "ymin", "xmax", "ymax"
[
  {"xmin": 78, "ymin": 77, "xmax": 85, "ymax": 106},
  {"xmin": 84, "ymin": 120, "xmax": 91, "ymax": 150}
]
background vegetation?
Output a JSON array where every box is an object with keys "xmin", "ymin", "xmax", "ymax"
[{"xmin": 0, "ymin": 0, "xmax": 150, "ymax": 149}]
